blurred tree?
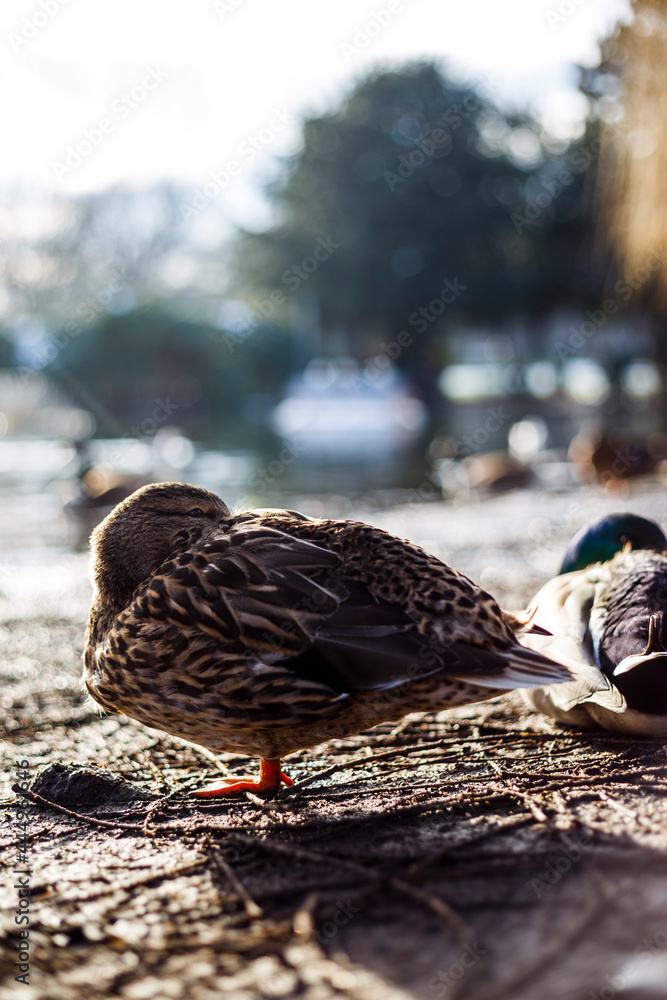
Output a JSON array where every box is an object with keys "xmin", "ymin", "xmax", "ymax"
[
  {"xmin": 235, "ymin": 62, "xmax": 600, "ymax": 370},
  {"xmin": 577, "ymin": 10, "xmax": 667, "ymax": 373},
  {"xmin": 0, "ymin": 182, "xmax": 229, "ymax": 338},
  {"xmin": 47, "ymin": 307, "xmax": 296, "ymax": 443},
  {"xmin": 2, "ymin": 61, "xmax": 626, "ymax": 447},
  {"xmin": 594, "ymin": 0, "xmax": 667, "ymax": 302}
]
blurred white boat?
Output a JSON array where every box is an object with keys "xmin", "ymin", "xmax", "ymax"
[{"xmin": 271, "ymin": 358, "xmax": 428, "ymax": 457}]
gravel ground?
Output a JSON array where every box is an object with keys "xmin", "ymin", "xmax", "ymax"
[{"xmin": 2, "ymin": 478, "xmax": 667, "ymax": 1000}]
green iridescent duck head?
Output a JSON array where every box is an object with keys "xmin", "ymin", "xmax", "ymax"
[{"xmin": 560, "ymin": 513, "xmax": 667, "ymax": 575}]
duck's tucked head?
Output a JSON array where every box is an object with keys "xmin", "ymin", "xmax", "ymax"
[
  {"xmin": 89, "ymin": 482, "xmax": 230, "ymax": 606},
  {"xmin": 560, "ymin": 513, "xmax": 667, "ymax": 574}
]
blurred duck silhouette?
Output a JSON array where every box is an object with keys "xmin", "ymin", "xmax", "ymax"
[
  {"xmin": 521, "ymin": 513, "xmax": 667, "ymax": 735},
  {"xmin": 65, "ymin": 463, "xmax": 146, "ymax": 549},
  {"xmin": 567, "ymin": 425, "xmax": 665, "ymax": 487}
]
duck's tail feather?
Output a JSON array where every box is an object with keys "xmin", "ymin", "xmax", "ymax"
[{"xmin": 446, "ymin": 641, "xmax": 574, "ymax": 690}]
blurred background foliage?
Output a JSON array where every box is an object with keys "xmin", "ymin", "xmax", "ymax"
[
  {"xmin": 236, "ymin": 62, "xmax": 599, "ymax": 345},
  {"xmin": 47, "ymin": 309, "xmax": 295, "ymax": 445},
  {"xmin": 2, "ymin": 18, "xmax": 667, "ymax": 504}
]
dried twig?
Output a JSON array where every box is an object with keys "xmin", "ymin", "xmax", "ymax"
[
  {"xmin": 203, "ymin": 834, "xmax": 263, "ymax": 919},
  {"xmin": 14, "ymin": 786, "xmax": 151, "ymax": 834},
  {"xmin": 222, "ymin": 831, "xmax": 472, "ymax": 940}
]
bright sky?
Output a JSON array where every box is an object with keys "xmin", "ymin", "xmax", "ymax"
[{"xmin": 1, "ymin": 0, "xmax": 631, "ymax": 227}]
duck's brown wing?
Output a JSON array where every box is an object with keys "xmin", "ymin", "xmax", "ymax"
[
  {"xmin": 107, "ymin": 522, "xmax": 435, "ymax": 696},
  {"xmin": 179, "ymin": 524, "xmax": 445, "ymax": 691},
  {"xmin": 89, "ymin": 522, "xmax": 571, "ymax": 741},
  {"xmin": 88, "ymin": 525, "xmax": 357, "ymax": 729},
  {"xmin": 153, "ymin": 523, "xmax": 566, "ymax": 693}
]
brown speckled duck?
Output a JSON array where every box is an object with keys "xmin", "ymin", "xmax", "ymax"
[{"xmin": 84, "ymin": 482, "xmax": 571, "ymax": 796}]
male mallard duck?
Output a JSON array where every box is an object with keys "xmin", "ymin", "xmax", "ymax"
[
  {"xmin": 521, "ymin": 513, "xmax": 667, "ymax": 735},
  {"xmin": 84, "ymin": 482, "xmax": 571, "ymax": 796}
]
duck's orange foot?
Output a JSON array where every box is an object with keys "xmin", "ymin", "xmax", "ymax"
[{"xmin": 192, "ymin": 757, "xmax": 294, "ymax": 798}]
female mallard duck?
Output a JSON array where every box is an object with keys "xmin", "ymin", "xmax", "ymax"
[
  {"xmin": 521, "ymin": 513, "xmax": 667, "ymax": 735},
  {"xmin": 84, "ymin": 482, "xmax": 570, "ymax": 796}
]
